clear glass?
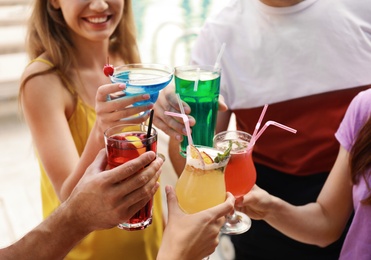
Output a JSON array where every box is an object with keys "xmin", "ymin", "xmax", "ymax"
[
  {"xmin": 175, "ymin": 145, "xmax": 229, "ymax": 213},
  {"xmin": 174, "ymin": 65, "xmax": 221, "ymax": 157},
  {"xmin": 104, "ymin": 124, "xmax": 158, "ymax": 231},
  {"xmin": 175, "ymin": 145, "xmax": 230, "ymax": 260},
  {"xmin": 213, "ymin": 130, "xmax": 256, "ymax": 235}
]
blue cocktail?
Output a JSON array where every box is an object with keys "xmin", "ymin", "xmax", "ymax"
[{"xmin": 109, "ymin": 64, "xmax": 174, "ymax": 106}]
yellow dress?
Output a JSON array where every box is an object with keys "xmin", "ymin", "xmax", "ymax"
[{"xmin": 30, "ymin": 58, "xmax": 163, "ymax": 260}]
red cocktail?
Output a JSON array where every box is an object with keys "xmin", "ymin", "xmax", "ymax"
[
  {"xmin": 223, "ymin": 141, "xmax": 256, "ymax": 197},
  {"xmin": 104, "ymin": 124, "xmax": 157, "ymax": 231},
  {"xmin": 214, "ymin": 130, "xmax": 255, "ymax": 234}
]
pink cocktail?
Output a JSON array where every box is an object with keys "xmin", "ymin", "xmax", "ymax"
[{"xmin": 214, "ymin": 130, "xmax": 255, "ymax": 234}]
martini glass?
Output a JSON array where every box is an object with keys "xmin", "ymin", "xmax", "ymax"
[
  {"xmin": 213, "ymin": 130, "xmax": 256, "ymax": 235},
  {"xmin": 109, "ymin": 63, "xmax": 174, "ymax": 107}
]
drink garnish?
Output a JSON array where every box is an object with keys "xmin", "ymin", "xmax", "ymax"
[
  {"xmin": 214, "ymin": 140, "xmax": 232, "ymax": 163},
  {"xmin": 190, "ymin": 145, "xmax": 214, "ymax": 164},
  {"xmin": 201, "ymin": 151, "xmax": 214, "ymax": 164},
  {"xmin": 190, "ymin": 145, "xmax": 202, "ymax": 160},
  {"xmin": 103, "ymin": 57, "xmax": 114, "ymax": 77},
  {"xmin": 124, "ymin": 135, "xmax": 144, "ymax": 149}
]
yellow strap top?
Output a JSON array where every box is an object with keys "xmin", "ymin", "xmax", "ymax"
[{"xmin": 30, "ymin": 58, "xmax": 163, "ymax": 260}]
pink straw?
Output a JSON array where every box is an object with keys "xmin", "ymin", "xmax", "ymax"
[
  {"xmin": 254, "ymin": 120, "xmax": 297, "ymax": 141},
  {"xmin": 248, "ymin": 104, "xmax": 268, "ymax": 150},
  {"xmin": 164, "ymin": 111, "xmax": 193, "ymax": 146},
  {"xmin": 252, "ymin": 104, "xmax": 268, "ymax": 139}
]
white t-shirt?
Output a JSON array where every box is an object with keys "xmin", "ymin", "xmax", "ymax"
[{"xmin": 191, "ymin": 0, "xmax": 371, "ymax": 109}]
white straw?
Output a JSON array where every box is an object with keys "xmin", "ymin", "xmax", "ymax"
[
  {"xmin": 193, "ymin": 67, "xmax": 200, "ymax": 92},
  {"xmin": 214, "ymin": 42, "xmax": 226, "ymax": 70}
]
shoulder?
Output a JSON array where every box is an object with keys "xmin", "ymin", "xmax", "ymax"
[
  {"xmin": 21, "ymin": 54, "xmax": 64, "ymax": 90},
  {"xmin": 20, "ymin": 54, "xmax": 72, "ymax": 110},
  {"xmin": 335, "ymin": 88, "xmax": 371, "ymax": 150},
  {"xmin": 347, "ymin": 89, "xmax": 371, "ymax": 120}
]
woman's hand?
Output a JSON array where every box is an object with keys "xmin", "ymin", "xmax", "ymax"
[
  {"xmin": 235, "ymin": 185, "xmax": 274, "ymax": 220},
  {"xmin": 94, "ymin": 83, "xmax": 154, "ymax": 133}
]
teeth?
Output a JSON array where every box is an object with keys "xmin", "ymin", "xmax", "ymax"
[{"xmin": 87, "ymin": 17, "xmax": 108, "ymax": 24}]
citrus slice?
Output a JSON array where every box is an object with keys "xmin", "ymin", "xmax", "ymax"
[
  {"xmin": 190, "ymin": 145, "xmax": 201, "ymax": 160},
  {"xmin": 201, "ymin": 151, "xmax": 214, "ymax": 164},
  {"xmin": 125, "ymin": 135, "xmax": 144, "ymax": 149}
]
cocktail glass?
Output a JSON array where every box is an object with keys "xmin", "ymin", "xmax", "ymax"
[
  {"xmin": 109, "ymin": 63, "xmax": 174, "ymax": 107},
  {"xmin": 175, "ymin": 145, "xmax": 230, "ymax": 214},
  {"xmin": 175, "ymin": 144, "xmax": 230, "ymax": 260},
  {"xmin": 175, "ymin": 65, "xmax": 221, "ymax": 157},
  {"xmin": 213, "ymin": 130, "xmax": 256, "ymax": 235},
  {"xmin": 104, "ymin": 123, "xmax": 158, "ymax": 231}
]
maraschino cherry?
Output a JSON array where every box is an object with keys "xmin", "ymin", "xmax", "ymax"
[{"xmin": 103, "ymin": 57, "xmax": 114, "ymax": 77}]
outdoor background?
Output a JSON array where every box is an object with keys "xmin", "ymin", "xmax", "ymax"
[{"xmin": 0, "ymin": 1, "xmax": 235, "ymax": 259}]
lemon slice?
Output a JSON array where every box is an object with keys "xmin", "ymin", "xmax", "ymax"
[
  {"xmin": 190, "ymin": 145, "xmax": 202, "ymax": 160},
  {"xmin": 125, "ymin": 135, "xmax": 144, "ymax": 149},
  {"xmin": 201, "ymin": 151, "xmax": 214, "ymax": 164},
  {"xmin": 189, "ymin": 145, "xmax": 212, "ymax": 166}
]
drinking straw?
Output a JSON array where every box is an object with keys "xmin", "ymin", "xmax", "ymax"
[
  {"xmin": 164, "ymin": 111, "xmax": 193, "ymax": 146},
  {"xmin": 254, "ymin": 120, "xmax": 297, "ymax": 141},
  {"xmin": 214, "ymin": 42, "xmax": 226, "ymax": 70},
  {"xmin": 193, "ymin": 67, "xmax": 200, "ymax": 92},
  {"xmin": 252, "ymin": 104, "xmax": 268, "ymax": 139},
  {"xmin": 247, "ymin": 104, "xmax": 268, "ymax": 150},
  {"xmin": 146, "ymin": 109, "xmax": 154, "ymax": 151},
  {"xmin": 176, "ymin": 93, "xmax": 186, "ymax": 115}
]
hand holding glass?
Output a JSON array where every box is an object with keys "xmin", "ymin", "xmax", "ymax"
[{"xmin": 104, "ymin": 124, "xmax": 158, "ymax": 231}]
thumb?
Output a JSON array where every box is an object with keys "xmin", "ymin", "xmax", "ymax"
[
  {"xmin": 205, "ymin": 192, "xmax": 235, "ymax": 219},
  {"xmin": 165, "ymin": 185, "xmax": 182, "ymax": 220}
]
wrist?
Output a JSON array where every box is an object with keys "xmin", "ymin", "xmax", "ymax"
[{"xmin": 60, "ymin": 199, "xmax": 92, "ymax": 238}]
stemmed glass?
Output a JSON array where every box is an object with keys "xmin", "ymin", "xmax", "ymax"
[
  {"xmin": 213, "ymin": 130, "xmax": 256, "ymax": 235},
  {"xmin": 109, "ymin": 63, "xmax": 174, "ymax": 107},
  {"xmin": 175, "ymin": 144, "xmax": 230, "ymax": 260}
]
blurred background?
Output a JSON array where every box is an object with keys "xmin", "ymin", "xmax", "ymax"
[{"xmin": 0, "ymin": 1, "xmax": 236, "ymax": 259}]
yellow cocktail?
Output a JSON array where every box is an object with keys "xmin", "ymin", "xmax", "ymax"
[{"xmin": 175, "ymin": 145, "xmax": 230, "ymax": 214}]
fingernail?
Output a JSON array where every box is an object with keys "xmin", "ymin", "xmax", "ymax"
[
  {"xmin": 142, "ymin": 94, "xmax": 150, "ymax": 99},
  {"xmin": 175, "ymin": 134, "xmax": 182, "ymax": 141}
]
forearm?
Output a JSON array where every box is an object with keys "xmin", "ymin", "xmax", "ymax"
[
  {"xmin": 263, "ymin": 197, "xmax": 340, "ymax": 247},
  {"xmin": 0, "ymin": 202, "xmax": 90, "ymax": 260},
  {"xmin": 168, "ymin": 138, "xmax": 185, "ymax": 177},
  {"xmin": 60, "ymin": 125, "xmax": 104, "ymax": 200}
]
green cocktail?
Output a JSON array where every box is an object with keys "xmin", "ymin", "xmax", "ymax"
[{"xmin": 175, "ymin": 65, "xmax": 221, "ymax": 157}]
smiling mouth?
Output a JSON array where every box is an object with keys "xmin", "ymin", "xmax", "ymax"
[{"xmin": 85, "ymin": 15, "xmax": 112, "ymax": 24}]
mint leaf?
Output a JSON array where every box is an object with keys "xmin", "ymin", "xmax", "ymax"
[{"xmin": 214, "ymin": 140, "xmax": 232, "ymax": 163}]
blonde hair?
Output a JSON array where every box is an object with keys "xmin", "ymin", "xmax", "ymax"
[{"xmin": 20, "ymin": 0, "xmax": 140, "ymax": 95}]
